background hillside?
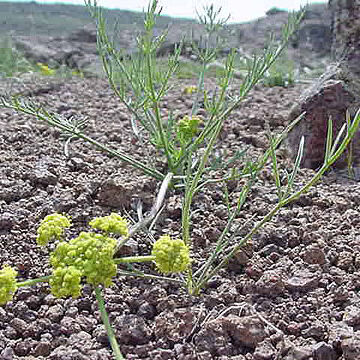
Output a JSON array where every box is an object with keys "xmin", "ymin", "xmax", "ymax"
[
  {"xmin": 0, "ymin": 1, "xmax": 332, "ymax": 79},
  {"xmin": 0, "ymin": 1, "xmax": 194, "ymax": 36}
]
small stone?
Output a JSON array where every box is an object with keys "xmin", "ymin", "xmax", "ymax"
[
  {"xmin": 337, "ymin": 251, "xmax": 354, "ymax": 270},
  {"xmin": 68, "ymin": 331, "xmax": 92, "ymax": 350},
  {"xmin": 0, "ymin": 347, "xmax": 14, "ymax": 360},
  {"xmin": 167, "ymin": 195, "xmax": 182, "ymax": 219},
  {"xmin": 14, "ymin": 339, "xmax": 33, "ymax": 356},
  {"xmin": 69, "ymin": 157, "xmax": 87, "ymax": 170},
  {"xmin": 228, "ymin": 242, "xmax": 254, "ymax": 269},
  {"xmin": 222, "ymin": 315, "xmax": 267, "ymax": 349},
  {"xmin": 285, "ymin": 270, "xmax": 319, "ymax": 292},
  {"xmin": 33, "ymin": 341, "xmax": 52, "ymax": 357},
  {"xmin": 0, "ymin": 306, "xmax": 9, "ymax": 323},
  {"xmin": 344, "ymin": 306, "xmax": 360, "ymax": 326},
  {"xmin": 197, "ymin": 351, "xmax": 213, "ymax": 360},
  {"xmin": 341, "ymin": 335, "xmax": 360, "ymax": 360},
  {"xmin": 0, "ymin": 212, "xmax": 14, "ymax": 230},
  {"xmin": 255, "ymin": 270, "xmax": 285, "ymax": 296},
  {"xmin": 60, "ymin": 316, "xmax": 82, "ymax": 335},
  {"xmin": 154, "ymin": 309, "xmax": 195, "ymax": 342},
  {"xmin": 259, "ymin": 244, "xmax": 279, "ymax": 257},
  {"xmin": 32, "ymin": 168, "xmax": 58, "ymax": 186},
  {"xmin": 137, "ymin": 302, "xmax": 156, "ymax": 320},
  {"xmin": 302, "ymin": 321, "xmax": 327, "ymax": 341},
  {"xmin": 302, "ymin": 245, "xmax": 326, "ymax": 265},
  {"xmin": 253, "ymin": 339, "xmax": 277, "ymax": 360},
  {"xmin": 10, "ymin": 317, "xmax": 28, "ymax": 334},
  {"xmin": 46, "ymin": 304, "xmax": 64, "ymax": 323},
  {"xmin": 96, "ymin": 176, "xmax": 154, "ymax": 208},
  {"xmin": 113, "ymin": 315, "xmax": 152, "ymax": 345},
  {"xmin": 284, "ymin": 346, "xmax": 312, "ymax": 360},
  {"xmin": 312, "ymin": 342, "xmax": 337, "ymax": 360}
]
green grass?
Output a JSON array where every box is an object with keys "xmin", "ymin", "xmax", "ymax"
[{"xmin": 0, "ymin": 37, "xmax": 36, "ymax": 77}]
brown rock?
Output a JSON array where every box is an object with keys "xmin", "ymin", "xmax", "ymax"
[
  {"xmin": 222, "ymin": 315, "xmax": 267, "ymax": 349},
  {"xmin": 341, "ymin": 334, "xmax": 360, "ymax": 360},
  {"xmin": 302, "ymin": 245, "xmax": 326, "ymax": 265}
]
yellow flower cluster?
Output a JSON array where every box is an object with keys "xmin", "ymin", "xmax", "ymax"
[
  {"xmin": 36, "ymin": 213, "xmax": 71, "ymax": 246},
  {"xmin": 183, "ymin": 86, "xmax": 197, "ymax": 95},
  {"xmin": 89, "ymin": 213, "xmax": 129, "ymax": 237},
  {"xmin": 152, "ymin": 235, "xmax": 190, "ymax": 274},
  {"xmin": 50, "ymin": 232, "xmax": 117, "ymax": 298},
  {"xmin": 177, "ymin": 115, "xmax": 202, "ymax": 144},
  {"xmin": 37, "ymin": 62, "xmax": 56, "ymax": 76},
  {"xmin": 0, "ymin": 266, "xmax": 18, "ymax": 306}
]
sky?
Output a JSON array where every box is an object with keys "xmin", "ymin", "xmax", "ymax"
[{"xmin": 6, "ymin": 0, "xmax": 328, "ymax": 23}]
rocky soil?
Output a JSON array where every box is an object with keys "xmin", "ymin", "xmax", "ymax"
[{"xmin": 0, "ymin": 75, "xmax": 360, "ymax": 360}]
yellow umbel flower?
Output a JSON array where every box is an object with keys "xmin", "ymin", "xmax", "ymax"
[
  {"xmin": 177, "ymin": 115, "xmax": 202, "ymax": 144},
  {"xmin": 37, "ymin": 62, "xmax": 56, "ymax": 76},
  {"xmin": 36, "ymin": 213, "xmax": 71, "ymax": 246},
  {"xmin": 89, "ymin": 213, "xmax": 129, "ymax": 237},
  {"xmin": 152, "ymin": 235, "xmax": 190, "ymax": 274},
  {"xmin": 183, "ymin": 86, "xmax": 197, "ymax": 95},
  {"xmin": 50, "ymin": 232, "xmax": 117, "ymax": 298},
  {"xmin": 0, "ymin": 266, "xmax": 18, "ymax": 306}
]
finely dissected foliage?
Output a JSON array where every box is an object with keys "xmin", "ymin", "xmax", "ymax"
[{"xmin": 1, "ymin": 1, "xmax": 360, "ymax": 359}]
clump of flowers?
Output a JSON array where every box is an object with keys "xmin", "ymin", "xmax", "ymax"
[
  {"xmin": 37, "ymin": 62, "xmax": 56, "ymax": 76},
  {"xmin": 50, "ymin": 232, "xmax": 117, "ymax": 298},
  {"xmin": 0, "ymin": 266, "xmax": 18, "ymax": 305},
  {"xmin": 177, "ymin": 115, "xmax": 202, "ymax": 144},
  {"xmin": 183, "ymin": 86, "xmax": 197, "ymax": 95},
  {"xmin": 89, "ymin": 213, "xmax": 129, "ymax": 237},
  {"xmin": 36, "ymin": 213, "xmax": 71, "ymax": 246},
  {"xmin": 152, "ymin": 235, "xmax": 190, "ymax": 274}
]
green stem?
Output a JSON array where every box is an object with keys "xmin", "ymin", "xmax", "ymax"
[
  {"xmin": 145, "ymin": 44, "xmax": 173, "ymax": 170},
  {"xmin": 95, "ymin": 286, "xmax": 124, "ymax": 360},
  {"xmin": 1, "ymin": 99, "xmax": 164, "ymax": 181},
  {"xmin": 16, "ymin": 275, "xmax": 51, "ymax": 288},
  {"xmin": 192, "ymin": 110, "xmax": 360, "ymax": 293},
  {"xmin": 117, "ymin": 269, "xmax": 184, "ymax": 284},
  {"xmin": 114, "ymin": 255, "xmax": 155, "ymax": 264}
]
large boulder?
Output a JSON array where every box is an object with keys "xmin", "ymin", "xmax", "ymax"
[
  {"xmin": 287, "ymin": 0, "xmax": 360, "ymax": 170},
  {"xmin": 12, "ymin": 24, "xmax": 102, "ymax": 74}
]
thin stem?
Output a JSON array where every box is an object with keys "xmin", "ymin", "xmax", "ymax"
[
  {"xmin": 193, "ymin": 109, "xmax": 360, "ymax": 293},
  {"xmin": 117, "ymin": 269, "xmax": 185, "ymax": 284},
  {"xmin": 95, "ymin": 287, "xmax": 124, "ymax": 360},
  {"xmin": 0, "ymin": 98, "xmax": 164, "ymax": 181},
  {"xmin": 114, "ymin": 255, "xmax": 155, "ymax": 264},
  {"xmin": 16, "ymin": 275, "xmax": 51, "ymax": 288}
]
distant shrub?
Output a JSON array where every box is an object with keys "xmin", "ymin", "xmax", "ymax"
[
  {"xmin": 263, "ymin": 52, "xmax": 296, "ymax": 87},
  {"xmin": 266, "ymin": 7, "xmax": 287, "ymax": 16},
  {"xmin": 0, "ymin": 37, "xmax": 35, "ymax": 77}
]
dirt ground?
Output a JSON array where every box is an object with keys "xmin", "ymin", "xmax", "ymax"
[{"xmin": 0, "ymin": 75, "xmax": 360, "ymax": 360}]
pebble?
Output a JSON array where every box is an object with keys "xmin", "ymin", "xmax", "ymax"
[
  {"xmin": 312, "ymin": 342, "xmax": 337, "ymax": 360},
  {"xmin": 302, "ymin": 245, "xmax": 326, "ymax": 265},
  {"xmin": 343, "ymin": 305, "xmax": 360, "ymax": 326},
  {"xmin": 341, "ymin": 335, "xmax": 360, "ymax": 360},
  {"xmin": 222, "ymin": 315, "xmax": 267, "ymax": 348},
  {"xmin": 0, "ymin": 212, "xmax": 14, "ymax": 230},
  {"xmin": 255, "ymin": 270, "xmax": 285, "ymax": 296},
  {"xmin": 253, "ymin": 339, "xmax": 277, "ymax": 360},
  {"xmin": 285, "ymin": 270, "xmax": 320, "ymax": 292}
]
